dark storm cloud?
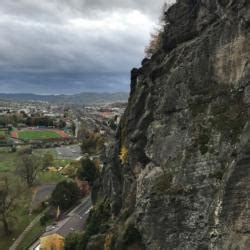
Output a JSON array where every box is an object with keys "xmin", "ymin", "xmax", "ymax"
[{"xmin": 0, "ymin": 0, "xmax": 175, "ymax": 94}]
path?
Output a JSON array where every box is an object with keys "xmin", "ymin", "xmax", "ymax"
[
  {"xmin": 31, "ymin": 184, "xmax": 56, "ymax": 212},
  {"xmin": 28, "ymin": 195, "xmax": 92, "ymax": 250}
]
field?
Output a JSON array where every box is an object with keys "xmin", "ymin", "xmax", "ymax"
[
  {"xmin": 0, "ymin": 130, "xmax": 6, "ymax": 136},
  {"xmin": 0, "ymin": 174, "xmax": 35, "ymax": 250},
  {"xmin": 0, "ymin": 147, "xmax": 72, "ymax": 249},
  {"xmin": 0, "ymin": 149, "xmax": 19, "ymax": 172},
  {"xmin": 12, "ymin": 129, "xmax": 69, "ymax": 140},
  {"xmin": 0, "ymin": 130, "xmax": 6, "ymax": 139}
]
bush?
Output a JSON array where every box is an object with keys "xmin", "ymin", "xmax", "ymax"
[
  {"xmin": 50, "ymin": 180, "xmax": 81, "ymax": 210},
  {"xmin": 65, "ymin": 232, "xmax": 82, "ymax": 250},
  {"xmin": 40, "ymin": 212, "xmax": 53, "ymax": 226},
  {"xmin": 123, "ymin": 224, "xmax": 145, "ymax": 249}
]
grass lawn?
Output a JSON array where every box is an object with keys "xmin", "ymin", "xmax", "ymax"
[
  {"xmin": 0, "ymin": 181, "xmax": 36, "ymax": 250},
  {"xmin": 38, "ymin": 171, "xmax": 67, "ymax": 184},
  {"xmin": 16, "ymin": 221, "xmax": 45, "ymax": 250},
  {"xmin": 0, "ymin": 147, "xmax": 72, "ymax": 249},
  {"xmin": 18, "ymin": 130, "xmax": 61, "ymax": 140},
  {"xmin": 0, "ymin": 130, "xmax": 6, "ymax": 136},
  {"xmin": 0, "ymin": 171, "xmax": 64, "ymax": 249},
  {"xmin": 33, "ymin": 148, "xmax": 73, "ymax": 168},
  {"xmin": 0, "ymin": 151, "xmax": 19, "ymax": 172}
]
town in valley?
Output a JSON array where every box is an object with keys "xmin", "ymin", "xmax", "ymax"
[{"xmin": 0, "ymin": 97, "xmax": 126, "ymax": 250}]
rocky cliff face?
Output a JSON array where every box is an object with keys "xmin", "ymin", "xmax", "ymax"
[{"xmin": 85, "ymin": 0, "xmax": 250, "ymax": 249}]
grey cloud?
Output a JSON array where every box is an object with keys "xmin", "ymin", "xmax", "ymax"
[
  {"xmin": 0, "ymin": 1, "xmax": 175, "ymax": 94},
  {"xmin": 0, "ymin": 72, "xmax": 129, "ymax": 94},
  {"xmin": 0, "ymin": 0, "xmax": 175, "ymax": 21}
]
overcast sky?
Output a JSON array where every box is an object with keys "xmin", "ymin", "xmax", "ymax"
[{"xmin": 0, "ymin": 0, "xmax": 175, "ymax": 94}]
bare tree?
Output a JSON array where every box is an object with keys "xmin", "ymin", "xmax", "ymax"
[
  {"xmin": 16, "ymin": 154, "xmax": 41, "ymax": 187},
  {"xmin": 145, "ymin": 2, "xmax": 171, "ymax": 58},
  {"xmin": 145, "ymin": 29, "xmax": 164, "ymax": 58},
  {"xmin": 0, "ymin": 177, "xmax": 19, "ymax": 235}
]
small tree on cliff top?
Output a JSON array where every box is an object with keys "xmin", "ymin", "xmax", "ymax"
[{"xmin": 145, "ymin": 2, "xmax": 170, "ymax": 58}]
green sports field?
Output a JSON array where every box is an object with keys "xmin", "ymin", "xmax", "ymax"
[
  {"xmin": 17, "ymin": 130, "xmax": 61, "ymax": 140},
  {"xmin": 0, "ymin": 130, "xmax": 6, "ymax": 136}
]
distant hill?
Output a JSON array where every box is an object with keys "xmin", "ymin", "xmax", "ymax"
[{"xmin": 0, "ymin": 92, "xmax": 129, "ymax": 105}]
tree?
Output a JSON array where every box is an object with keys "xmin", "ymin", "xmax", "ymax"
[
  {"xmin": 16, "ymin": 154, "xmax": 41, "ymax": 187},
  {"xmin": 51, "ymin": 181, "xmax": 80, "ymax": 210},
  {"xmin": 40, "ymin": 211, "xmax": 53, "ymax": 226},
  {"xmin": 109, "ymin": 118, "xmax": 117, "ymax": 131},
  {"xmin": 71, "ymin": 122, "xmax": 76, "ymax": 136},
  {"xmin": 65, "ymin": 232, "xmax": 81, "ymax": 250},
  {"xmin": 57, "ymin": 119, "xmax": 66, "ymax": 129},
  {"xmin": 17, "ymin": 146, "xmax": 32, "ymax": 155},
  {"xmin": 144, "ymin": 2, "xmax": 170, "ymax": 58},
  {"xmin": 81, "ymin": 131, "xmax": 104, "ymax": 155},
  {"xmin": 26, "ymin": 117, "xmax": 54, "ymax": 127},
  {"xmin": 0, "ymin": 177, "xmax": 19, "ymax": 235},
  {"xmin": 77, "ymin": 158, "xmax": 99, "ymax": 185},
  {"xmin": 42, "ymin": 152, "xmax": 54, "ymax": 170},
  {"xmin": 145, "ymin": 30, "xmax": 164, "ymax": 58},
  {"xmin": 81, "ymin": 132, "xmax": 96, "ymax": 154}
]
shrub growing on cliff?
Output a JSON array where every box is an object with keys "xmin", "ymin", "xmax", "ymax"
[
  {"xmin": 81, "ymin": 130, "xmax": 104, "ymax": 154},
  {"xmin": 123, "ymin": 224, "xmax": 145, "ymax": 250},
  {"xmin": 77, "ymin": 199, "xmax": 111, "ymax": 249},
  {"xmin": 65, "ymin": 232, "xmax": 82, "ymax": 250},
  {"xmin": 119, "ymin": 145, "xmax": 128, "ymax": 165}
]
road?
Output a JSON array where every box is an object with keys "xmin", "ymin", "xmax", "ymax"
[
  {"xmin": 53, "ymin": 195, "xmax": 92, "ymax": 237},
  {"xmin": 29, "ymin": 195, "xmax": 92, "ymax": 250},
  {"xmin": 56, "ymin": 144, "xmax": 82, "ymax": 159},
  {"xmin": 31, "ymin": 184, "xmax": 56, "ymax": 211}
]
